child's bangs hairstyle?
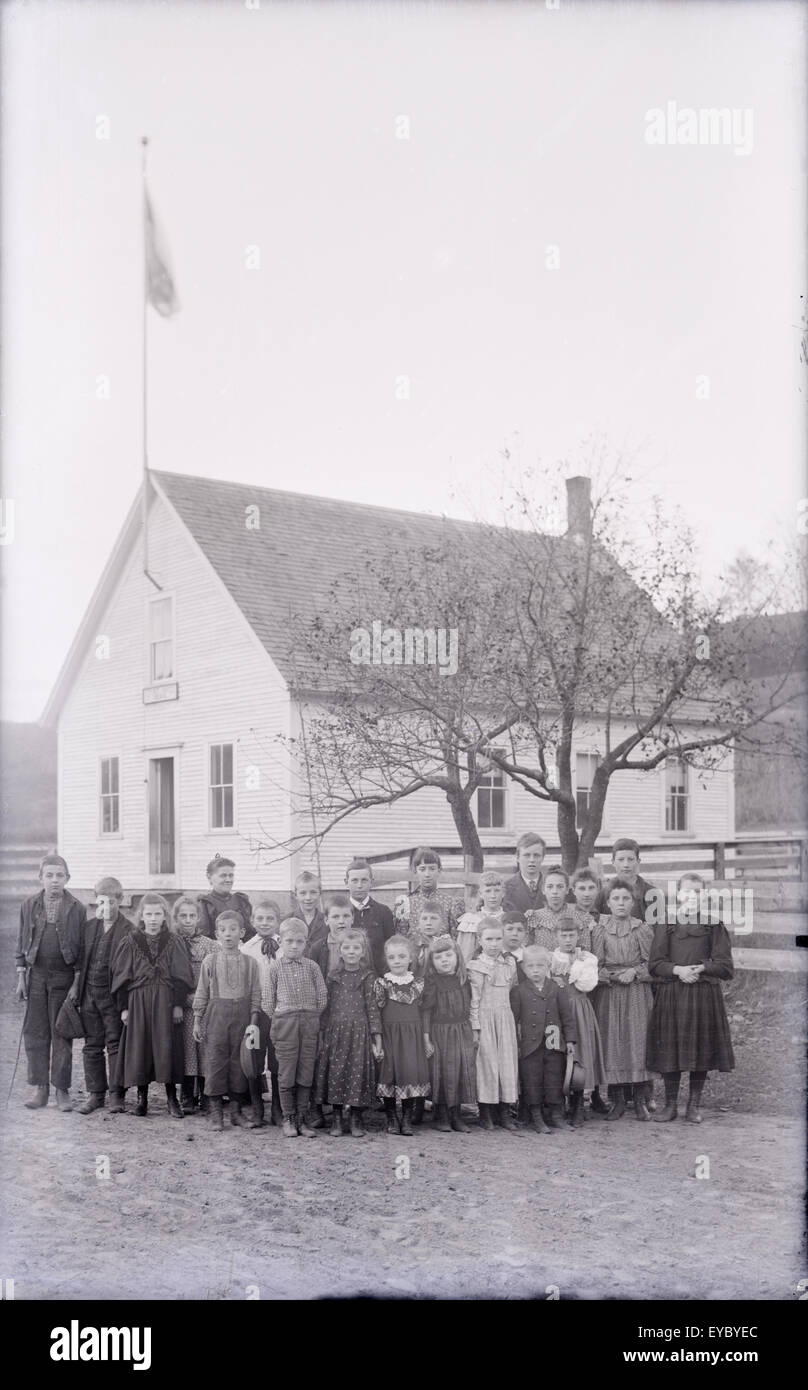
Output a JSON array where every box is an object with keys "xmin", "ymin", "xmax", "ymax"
[
  {"xmin": 480, "ymin": 870, "xmax": 504, "ymax": 888},
  {"xmin": 607, "ymin": 875, "xmax": 637, "ymax": 898},
  {"xmin": 502, "ymin": 910, "xmax": 528, "ymax": 928},
  {"xmin": 214, "ymin": 909, "xmax": 244, "ymax": 932},
  {"xmin": 572, "ymin": 867, "xmax": 599, "ymax": 887},
  {"xmin": 544, "ymin": 866, "xmax": 570, "ymax": 887},
  {"xmin": 295, "ymin": 869, "xmax": 321, "ymax": 888},
  {"xmin": 611, "ymin": 838, "xmax": 640, "ymax": 859},
  {"xmin": 677, "ymin": 873, "xmax": 705, "ymax": 892},
  {"xmin": 325, "ymin": 892, "xmax": 352, "ymax": 915},
  {"xmin": 384, "ymin": 933, "xmax": 412, "ymax": 960},
  {"xmin": 339, "ymin": 928, "xmax": 366, "ymax": 947},
  {"xmin": 94, "ymin": 875, "xmax": 123, "ymax": 900},
  {"xmin": 279, "ymin": 915, "xmax": 309, "ymax": 939},
  {"xmin": 171, "ymin": 894, "xmax": 200, "ymax": 928},
  {"xmin": 418, "ymin": 899, "xmax": 447, "ymax": 924},
  {"xmin": 206, "ymin": 854, "xmax": 235, "ymax": 876},
  {"xmin": 252, "ymin": 896, "xmax": 281, "ymax": 919},
  {"xmin": 411, "ymin": 846, "xmax": 442, "ymax": 870},
  {"xmin": 523, "ymin": 944, "xmax": 551, "ymax": 965},
  {"xmin": 134, "ymin": 892, "xmax": 171, "ymax": 928},
  {"xmin": 516, "ymin": 832, "xmax": 546, "ymax": 855},
  {"xmin": 426, "ymin": 933, "xmax": 467, "ymax": 983},
  {"xmin": 476, "ymin": 914, "xmax": 505, "ymax": 941}
]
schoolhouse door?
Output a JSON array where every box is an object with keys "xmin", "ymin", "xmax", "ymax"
[{"xmin": 148, "ymin": 756, "xmax": 175, "ymax": 875}]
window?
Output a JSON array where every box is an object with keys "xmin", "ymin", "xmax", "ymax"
[
  {"xmin": 575, "ymin": 752, "xmax": 600, "ymax": 830},
  {"xmin": 100, "ymin": 756, "xmax": 120, "ymax": 834},
  {"xmin": 209, "ymin": 742, "xmax": 234, "ymax": 829},
  {"xmin": 149, "ymin": 595, "xmax": 174, "ymax": 682},
  {"xmin": 665, "ymin": 757, "xmax": 689, "ymax": 832},
  {"xmin": 477, "ymin": 753, "xmax": 506, "ymax": 829}
]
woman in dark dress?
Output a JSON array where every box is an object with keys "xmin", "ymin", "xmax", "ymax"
[
  {"xmin": 110, "ymin": 893, "xmax": 195, "ymax": 1117},
  {"xmin": 646, "ymin": 874, "xmax": 735, "ymax": 1124}
]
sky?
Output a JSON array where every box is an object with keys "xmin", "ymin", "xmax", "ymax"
[{"xmin": 1, "ymin": 0, "xmax": 806, "ymax": 721}]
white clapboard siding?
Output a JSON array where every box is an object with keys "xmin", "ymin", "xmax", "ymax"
[{"xmin": 59, "ymin": 497, "xmax": 293, "ymax": 895}]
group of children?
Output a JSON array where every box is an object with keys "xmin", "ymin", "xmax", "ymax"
[{"xmin": 15, "ymin": 835, "xmax": 736, "ymax": 1137}]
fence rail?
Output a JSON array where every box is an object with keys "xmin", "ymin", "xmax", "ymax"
[{"xmin": 364, "ymin": 837, "xmax": 808, "ymax": 887}]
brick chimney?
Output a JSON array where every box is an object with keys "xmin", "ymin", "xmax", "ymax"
[{"xmin": 565, "ymin": 475, "xmax": 592, "ymax": 539}]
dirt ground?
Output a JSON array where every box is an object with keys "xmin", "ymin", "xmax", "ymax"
[{"xmin": 1, "ymin": 915, "xmax": 805, "ymax": 1301}]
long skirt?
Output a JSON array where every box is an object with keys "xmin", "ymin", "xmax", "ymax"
[
  {"xmin": 182, "ymin": 1005, "xmax": 204, "ymax": 1076},
  {"xmin": 376, "ymin": 1000, "xmax": 430, "ymax": 1100},
  {"xmin": 646, "ymin": 979, "xmax": 735, "ymax": 1074},
  {"xmin": 117, "ymin": 981, "xmax": 184, "ymax": 1086},
  {"xmin": 594, "ymin": 979, "xmax": 656, "ymax": 1086},
  {"xmin": 315, "ymin": 1017, "xmax": 376, "ymax": 1108},
  {"xmin": 476, "ymin": 1000, "xmax": 519, "ymax": 1104},
  {"xmin": 567, "ymin": 990, "xmax": 608, "ymax": 1090},
  {"xmin": 430, "ymin": 1020, "xmax": 477, "ymax": 1107}
]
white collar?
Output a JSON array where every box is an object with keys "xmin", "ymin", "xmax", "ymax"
[
  {"xmin": 384, "ymin": 970, "xmax": 413, "ymax": 985},
  {"xmin": 350, "ymin": 897, "xmax": 370, "ymax": 910}
]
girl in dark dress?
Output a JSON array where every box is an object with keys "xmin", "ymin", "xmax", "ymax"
[
  {"xmin": 646, "ymin": 874, "xmax": 735, "ymax": 1124},
  {"xmin": 110, "ymin": 893, "xmax": 194, "ymax": 1118},
  {"xmin": 373, "ymin": 934, "xmax": 430, "ymax": 1136},
  {"xmin": 314, "ymin": 930, "xmax": 383, "ymax": 1138},
  {"xmin": 420, "ymin": 935, "xmax": 476, "ymax": 1133}
]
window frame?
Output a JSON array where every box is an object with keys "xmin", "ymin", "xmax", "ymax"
[
  {"xmin": 98, "ymin": 754, "xmax": 122, "ymax": 838},
  {"xmin": 663, "ymin": 755, "xmax": 690, "ymax": 834},
  {"xmin": 475, "ymin": 749, "xmax": 509, "ymax": 832},
  {"xmin": 574, "ymin": 749, "xmax": 601, "ymax": 832},
  {"xmin": 147, "ymin": 591, "xmax": 176, "ymax": 686},
  {"xmin": 206, "ymin": 739, "xmax": 237, "ymax": 834}
]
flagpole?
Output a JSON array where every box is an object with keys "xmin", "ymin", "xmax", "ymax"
[{"xmin": 141, "ymin": 135, "xmax": 150, "ymax": 581}]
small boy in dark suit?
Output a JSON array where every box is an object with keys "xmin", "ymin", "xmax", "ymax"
[{"xmin": 510, "ymin": 945, "xmax": 576, "ymax": 1134}]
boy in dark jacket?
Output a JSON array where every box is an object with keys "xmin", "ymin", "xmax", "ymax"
[
  {"xmin": 15, "ymin": 854, "xmax": 85, "ymax": 1112},
  {"xmin": 510, "ymin": 945, "xmax": 577, "ymax": 1134},
  {"xmin": 76, "ymin": 876, "xmax": 132, "ymax": 1114},
  {"xmin": 344, "ymin": 857, "xmax": 395, "ymax": 977}
]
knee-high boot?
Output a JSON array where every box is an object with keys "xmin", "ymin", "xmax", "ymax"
[
  {"xmin": 686, "ymin": 1070, "xmax": 707, "ymax": 1123},
  {"xmin": 654, "ymin": 1071, "xmax": 681, "ymax": 1122}
]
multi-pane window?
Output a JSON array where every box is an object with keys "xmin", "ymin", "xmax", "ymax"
[
  {"xmin": 149, "ymin": 595, "xmax": 174, "ymax": 682},
  {"xmin": 477, "ymin": 754, "xmax": 506, "ymax": 829},
  {"xmin": 576, "ymin": 751, "xmax": 600, "ymax": 830},
  {"xmin": 665, "ymin": 756, "xmax": 689, "ymax": 831},
  {"xmin": 100, "ymin": 756, "xmax": 120, "ymax": 834},
  {"xmin": 209, "ymin": 743, "xmax": 235, "ymax": 829}
]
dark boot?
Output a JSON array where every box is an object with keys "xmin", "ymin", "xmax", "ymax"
[
  {"xmin": 383, "ymin": 1097, "xmax": 399, "ymax": 1134},
  {"xmin": 399, "ymin": 1099, "xmax": 414, "ymax": 1136},
  {"xmin": 634, "ymin": 1084, "xmax": 651, "ymax": 1121},
  {"xmin": 78, "ymin": 1092, "xmax": 105, "ymax": 1115},
  {"xmin": 499, "ymin": 1102, "xmax": 517, "ymax": 1132},
  {"xmin": 198, "ymin": 1079, "xmax": 211, "ymax": 1115},
  {"xmin": 605, "ymin": 1085, "xmax": 626, "ymax": 1121},
  {"xmin": 412, "ymin": 1097, "xmax": 425, "ymax": 1126},
  {"xmin": 655, "ymin": 1071, "xmax": 681, "ymax": 1123},
  {"xmin": 529, "ymin": 1105, "xmax": 551, "ymax": 1135},
  {"xmin": 135, "ymin": 1085, "xmax": 149, "ymax": 1117},
  {"xmin": 229, "ymin": 1093, "xmax": 249, "ymax": 1127},
  {"xmin": 25, "ymin": 1085, "xmax": 49, "ymax": 1109},
  {"xmin": 644, "ymin": 1080, "xmax": 657, "ymax": 1113},
  {"xmin": 165, "ymin": 1084, "xmax": 183, "ymax": 1119},
  {"xmin": 309, "ymin": 1103, "xmax": 326, "ymax": 1130},
  {"xmin": 434, "ymin": 1102, "xmax": 451, "ymax": 1132},
  {"xmin": 350, "ymin": 1107, "xmax": 366, "ymax": 1137},
  {"xmin": 569, "ymin": 1092, "xmax": 585, "ymax": 1128},
  {"xmin": 450, "ymin": 1106, "xmax": 470, "ymax": 1133},
  {"xmin": 545, "ymin": 1104, "xmax": 565, "ymax": 1130},
  {"xmin": 329, "ymin": 1105, "xmax": 344, "ymax": 1137},
  {"xmin": 590, "ymin": 1087, "xmax": 609, "ymax": 1114},
  {"xmin": 282, "ymin": 1113, "xmax": 298, "ymax": 1139},
  {"xmin": 209, "ymin": 1096, "xmax": 224, "ymax": 1132},
  {"xmin": 296, "ymin": 1087, "xmax": 318, "ymax": 1137},
  {"xmin": 108, "ymin": 1088, "xmax": 126, "ymax": 1114},
  {"xmin": 270, "ymin": 1074, "xmax": 283, "ymax": 1127},
  {"xmin": 478, "ymin": 1102, "xmax": 495, "ymax": 1131},
  {"xmin": 247, "ymin": 1078, "xmax": 265, "ymax": 1128},
  {"xmin": 686, "ymin": 1072, "xmax": 706, "ymax": 1124},
  {"xmin": 180, "ymin": 1077, "xmax": 196, "ymax": 1116},
  {"xmin": 55, "ymin": 1089, "xmax": 73, "ymax": 1112}
]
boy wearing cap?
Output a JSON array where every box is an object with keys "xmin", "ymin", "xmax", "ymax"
[
  {"xmin": 197, "ymin": 855, "xmax": 255, "ymax": 942},
  {"xmin": 75, "ymin": 876, "xmax": 132, "ymax": 1115},
  {"xmin": 15, "ymin": 854, "xmax": 86, "ymax": 1112}
]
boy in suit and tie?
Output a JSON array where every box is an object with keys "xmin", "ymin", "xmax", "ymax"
[
  {"xmin": 503, "ymin": 833, "xmax": 547, "ymax": 915},
  {"xmin": 344, "ymin": 857, "xmax": 395, "ymax": 976}
]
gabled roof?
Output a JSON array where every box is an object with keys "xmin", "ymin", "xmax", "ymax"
[{"xmin": 42, "ymin": 467, "xmax": 656, "ymax": 723}]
